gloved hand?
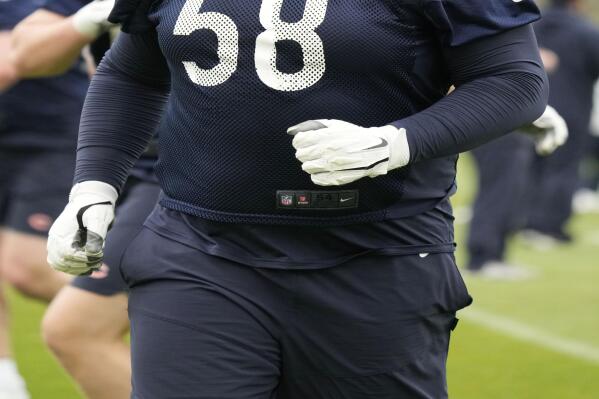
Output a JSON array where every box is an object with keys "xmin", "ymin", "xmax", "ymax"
[
  {"xmin": 71, "ymin": 0, "xmax": 116, "ymax": 39},
  {"xmin": 47, "ymin": 181, "xmax": 117, "ymax": 276},
  {"xmin": 522, "ymin": 105, "xmax": 569, "ymax": 155},
  {"xmin": 288, "ymin": 119, "xmax": 410, "ymax": 186}
]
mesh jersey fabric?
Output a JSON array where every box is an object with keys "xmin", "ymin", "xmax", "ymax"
[{"xmin": 102, "ymin": 0, "xmax": 540, "ymax": 225}]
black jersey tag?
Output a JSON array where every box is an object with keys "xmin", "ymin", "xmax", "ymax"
[{"xmin": 276, "ymin": 190, "xmax": 359, "ymax": 210}]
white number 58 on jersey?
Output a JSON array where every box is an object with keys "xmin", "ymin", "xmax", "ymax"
[{"xmin": 174, "ymin": 0, "xmax": 328, "ymax": 92}]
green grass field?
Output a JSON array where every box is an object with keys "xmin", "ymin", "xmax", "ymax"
[{"xmin": 6, "ymin": 154, "xmax": 599, "ymax": 398}]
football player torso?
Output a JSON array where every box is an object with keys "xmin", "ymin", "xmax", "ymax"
[{"xmin": 144, "ymin": 0, "xmax": 538, "ymax": 224}]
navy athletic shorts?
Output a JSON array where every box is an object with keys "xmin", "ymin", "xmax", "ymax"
[
  {"xmin": 121, "ymin": 209, "xmax": 472, "ymax": 399},
  {"xmin": 71, "ymin": 178, "xmax": 160, "ymax": 296},
  {"xmin": 0, "ymin": 149, "xmax": 75, "ymax": 237}
]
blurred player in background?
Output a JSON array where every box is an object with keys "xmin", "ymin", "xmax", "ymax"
[
  {"xmin": 467, "ymin": 0, "xmax": 599, "ymax": 275},
  {"xmin": 0, "ymin": 1, "xmax": 113, "ymax": 397},
  {"xmin": 43, "ymin": 162, "xmax": 159, "ymax": 399},
  {"xmin": 573, "ymin": 82, "xmax": 599, "ymax": 213},
  {"xmin": 466, "ymin": 107, "xmax": 568, "ymax": 278},
  {"xmin": 525, "ymin": 0, "xmax": 599, "ymax": 244},
  {"xmin": 42, "ymin": 154, "xmax": 158, "ymax": 399},
  {"xmin": 9, "ymin": 0, "xmax": 114, "ymax": 79},
  {"xmin": 48, "ymin": 0, "xmax": 548, "ymax": 397},
  {"xmin": 10, "ymin": 2, "xmax": 160, "ymax": 399}
]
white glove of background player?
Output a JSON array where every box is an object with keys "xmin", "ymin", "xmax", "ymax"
[
  {"xmin": 72, "ymin": 0, "xmax": 116, "ymax": 39},
  {"xmin": 523, "ymin": 105, "xmax": 569, "ymax": 156},
  {"xmin": 289, "ymin": 120, "xmax": 410, "ymax": 186},
  {"xmin": 47, "ymin": 181, "xmax": 117, "ymax": 276}
]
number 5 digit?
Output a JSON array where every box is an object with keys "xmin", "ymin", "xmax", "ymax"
[{"xmin": 173, "ymin": 0, "xmax": 239, "ymax": 86}]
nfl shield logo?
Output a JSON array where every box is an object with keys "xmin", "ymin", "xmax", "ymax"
[{"xmin": 281, "ymin": 195, "xmax": 294, "ymax": 206}]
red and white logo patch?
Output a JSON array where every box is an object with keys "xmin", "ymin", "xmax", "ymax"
[
  {"xmin": 90, "ymin": 264, "xmax": 110, "ymax": 280},
  {"xmin": 280, "ymin": 195, "xmax": 294, "ymax": 206},
  {"xmin": 27, "ymin": 213, "xmax": 53, "ymax": 232}
]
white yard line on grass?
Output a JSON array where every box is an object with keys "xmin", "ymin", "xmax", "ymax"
[{"xmin": 460, "ymin": 308, "xmax": 599, "ymax": 365}]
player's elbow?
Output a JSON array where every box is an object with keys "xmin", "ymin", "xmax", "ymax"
[
  {"xmin": 492, "ymin": 69, "xmax": 549, "ymax": 131},
  {"xmin": 518, "ymin": 68, "xmax": 550, "ymax": 124}
]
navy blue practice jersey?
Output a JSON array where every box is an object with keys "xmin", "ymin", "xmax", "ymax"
[
  {"xmin": 0, "ymin": 0, "xmax": 89, "ymax": 151},
  {"xmin": 125, "ymin": 0, "xmax": 540, "ymax": 224}
]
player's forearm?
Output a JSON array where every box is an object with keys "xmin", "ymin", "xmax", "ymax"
[
  {"xmin": 75, "ymin": 59, "xmax": 169, "ymax": 191},
  {"xmin": 74, "ymin": 30, "xmax": 170, "ymax": 190},
  {"xmin": 10, "ymin": 16, "xmax": 90, "ymax": 78},
  {"xmin": 0, "ymin": 65, "xmax": 17, "ymax": 92},
  {"xmin": 395, "ymin": 25, "xmax": 549, "ymax": 163},
  {"xmin": 0, "ymin": 31, "xmax": 18, "ymax": 91},
  {"xmin": 400, "ymin": 72, "xmax": 547, "ymax": 162}
]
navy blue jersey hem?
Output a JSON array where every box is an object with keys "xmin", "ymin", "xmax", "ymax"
[
  {"xmin": 144, "ymin": 219, "xmax": 455, "ymax": 270},
  {"xmin": 159, "ymin": 195, "xmax": 389, "ymax": 226},
  {"xmin": 158, "ymin": 193, "xmax": 447, "ymax": 227}
]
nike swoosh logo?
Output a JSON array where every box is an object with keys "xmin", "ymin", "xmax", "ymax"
[
  {"xmin": 343, "ymin": 158, "xmax": 390, "ymax": 172},
  {"xmin": 365, "ymin": 138, "xmax": 388, "ymax": 150},
  {"xmin": 340, "ymin": 197, "xmax": 353, "ymax": 203}
]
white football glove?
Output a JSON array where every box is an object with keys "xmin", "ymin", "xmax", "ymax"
[
  {"xmin": 47, "ymin": 181, "xmax": 117, "ymax": 276},
  {"xmin": 522, "ymin": 105, "xmax": 569, "ymax": 156},
  {"xmin": 72, "ymin": 0, "xmax": 116, "ymax": 39},
  {"xmin": 289, "ymin": 119, "xmax": 410, "ymax": 186}
]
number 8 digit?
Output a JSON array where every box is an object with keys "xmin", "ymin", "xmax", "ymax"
[{"xmin": 256, "ymin": 0, "xmax": 328, "ymax": 91}]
